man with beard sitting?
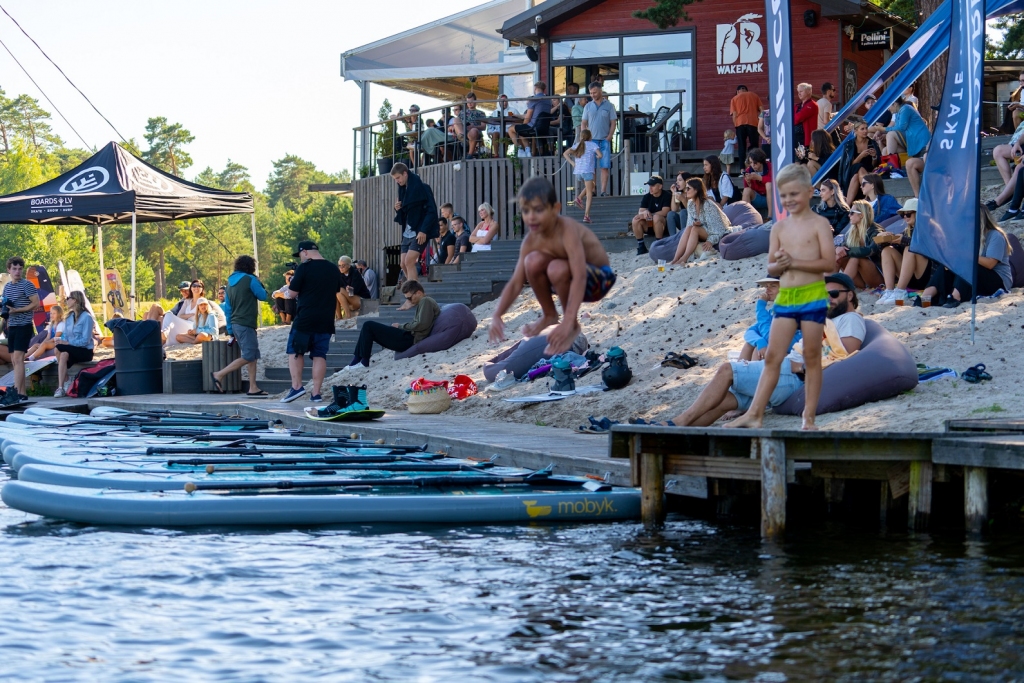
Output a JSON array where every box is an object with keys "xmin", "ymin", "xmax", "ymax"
[{"xmin": 667, "ymin": 273, "xmax": 865, "ymax": 426}]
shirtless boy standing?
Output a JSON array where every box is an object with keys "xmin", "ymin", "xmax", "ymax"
[
  {"xmin": 489, "ymin": 177, "xmax": 616, "ymax": 355},
  {"xmin": 725, "ymin": 164, "xmax": 834, "ymax": 430}
]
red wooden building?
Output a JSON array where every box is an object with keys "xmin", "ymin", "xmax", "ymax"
[{"xmin": 501, "ymin": 0, "xmax": 914, "ymax": 151}]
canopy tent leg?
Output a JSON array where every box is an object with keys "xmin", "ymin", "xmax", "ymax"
[
  {"xmin": 130, "ymin": 211, "xmax": 137, "ymax": 320},
  {"xmin": 97, "ymin": 224, "xmax": 106, "ymax": 323},
  {"xmin": 251, "ymin": 212, "xmax": 259, "ymax": 275}
]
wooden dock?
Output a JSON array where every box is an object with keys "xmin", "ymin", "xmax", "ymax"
[{"xmin": 609, "ymin": 422, "xmax": 1024, "ymax": 537}]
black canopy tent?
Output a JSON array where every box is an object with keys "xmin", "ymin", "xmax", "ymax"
[{"xmin": 0, "ymin": 142, "xmax": 256, "ymax": 318}]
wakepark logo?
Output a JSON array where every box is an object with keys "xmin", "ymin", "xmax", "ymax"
[
  {"xmin": 59, "ymin": 166, "xmax": 109, "ymax": 194},
  {"xmin": 717, "ymin": 14, "xmax": 764, "ymax": 74}
]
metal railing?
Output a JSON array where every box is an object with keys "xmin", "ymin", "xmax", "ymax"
[{"xmin": 351, "ymin": 89, "xmax": 690, "ymax": 178}]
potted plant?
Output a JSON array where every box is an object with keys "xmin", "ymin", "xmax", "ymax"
[
  {"xmin": 375, "ymin": 99, "xmax": 397, "ymax": 176},
  {"xmin": 358, "ymin": 163, "xmax": 374, "ymax": 179}
]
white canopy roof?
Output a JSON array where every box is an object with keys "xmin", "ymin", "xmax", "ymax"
[{"xmin": 341, "ymin": 0, "xmax": 534, "ymax": 97}]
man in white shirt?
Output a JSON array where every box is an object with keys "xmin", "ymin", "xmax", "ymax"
[
  {"xmin": 669, "ymin": 273, "xmax": 865, "ymax": 426},
  {"xmin": 817, "ymin": 82, "xmax": 836, "ymax": 130}
]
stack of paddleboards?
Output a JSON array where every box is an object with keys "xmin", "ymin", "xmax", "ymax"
[{"xmin": 0, "ymin": 407, "xmax": 640, "ymax": 527}]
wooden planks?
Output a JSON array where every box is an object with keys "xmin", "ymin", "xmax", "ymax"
[{"xmin": 933, "ymin": 435, "xmax": 1024, "ymax": 470}]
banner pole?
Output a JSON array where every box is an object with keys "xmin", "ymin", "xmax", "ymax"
[
  {"xmin": 970, "ymin": 6, "xmax": 986, "ymax": 345},
  {"xmin": 251, "ymin": 212, "xmax": 259, "ymax": 276},
  {"xmin": 130, "ymin": 211, "xmax": 137, "ymax": 320}
]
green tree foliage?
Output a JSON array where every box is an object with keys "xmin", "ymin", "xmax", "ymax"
[
  {"xmin": 632, "ymin": 0, "xmax": 703, "ymax": 29},
  {"xmin": 0, "ymin": 91, "xmax": 352, "ymax": 312},
  {"xmin": 988, "ymin": 15, "xmax": 1024, "ymax": 59},
  {"xmin": 876, "ymin": 0, "xmax": 918, "ymax": 25}
]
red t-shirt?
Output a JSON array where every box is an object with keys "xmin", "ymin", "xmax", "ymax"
[
  {"xmin": 793, "ymin": 100, "xmax": 818, "ymax": 147},
  {"xmin": 743, "ymin": 161, "xmax": 772, "ymax": 195}
]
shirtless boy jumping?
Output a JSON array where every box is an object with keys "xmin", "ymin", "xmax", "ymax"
[
  {"xmin": 489, "ymin": 177, "xmax": 616, "ymax": 355},
  {"xmin": 725, "ymin": 164, "xmax": 834, "ymax": 430}
]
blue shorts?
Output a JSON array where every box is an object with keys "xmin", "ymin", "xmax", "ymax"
[
  {"xmin": 576, "ymin": 172, "xmax": 595, "ymax": 182},
  {"xmin": 286, "ymin": 328, "xmax": 331, "ymax": 359},
  {"xmin": 751, "ymin": 192, "xmax": 768, "ymax": 210},
  {"xmin": 594, "ymin": 139, "xmax": 611, "ymax": 169},
  {"xmin": 728, "ymin": 359, "xmax": 804, "ymax": 412}
]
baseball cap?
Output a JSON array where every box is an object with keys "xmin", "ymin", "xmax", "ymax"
[
  {"xmin": 646, "ymin": 175, "xmax": 664, "ymax": 186},
  {"xmin": 293, "ymin": 240, "xmax": 319, "ymax": 257},
  {"xmin": 755, "ymin": 275, "xmax": 780, "ymax": 285},
  {"xmin": 177, "ymin": 281, "xmax": 191, "ymax": 290},
  {"xmin": 825, "ymin": 272, "xmax": 856, "ymax": 291},
  {"xmin": 898, "ymin": 198, "xmax": 918, "ymax": 214}
]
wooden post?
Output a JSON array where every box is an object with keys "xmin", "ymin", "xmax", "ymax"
[
  {"xmin": 964, "ymin": 466, "xmax": 988, "ymax": 536},
  {"xmin": 908, "ymin": 461, "xmax": 933, "ymax": 531},
  {"xmin": 879, "ymin": 480, "xmax": 891, "ymax": 528},
  {"xmin": 759, "ymin": 437, "xmax": 786, "ymax": 539},
  {"xmin": 640, "ymin": 452, "xmax": 665, "ymax": 529}
]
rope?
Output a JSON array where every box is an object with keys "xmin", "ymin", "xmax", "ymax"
[
  {"xmin": 0, "ymin": 35, "xmax": 91, "ymax": 149},
  {"xmin": 0, "ymin": 3, "xmax": 127, "ymax": 144}
]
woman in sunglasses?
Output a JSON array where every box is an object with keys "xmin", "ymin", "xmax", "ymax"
[
  {"xmin": 858, "ymin": 174, "xmax": 901, "ymax": 224},
  {"xmin": 835, "ymin": 200, "xmax": 882, "ymax": 289}
]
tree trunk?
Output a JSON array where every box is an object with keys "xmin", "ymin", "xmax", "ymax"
[
  {"xmin": 914, "ymin": 0, "xmax": 948, "ymax": 128},
  {"xmin": 157, "ymin": 247, "xmax": 166, "ymax": 300}
]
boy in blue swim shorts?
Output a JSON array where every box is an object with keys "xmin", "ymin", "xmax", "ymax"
[
  {"xmin": 725, "ymin": 164, "xmax": 835, "ymax": 431},
  {"xmin": 489, "ymin": 177, "xmax": 617, "ymax": 356}
]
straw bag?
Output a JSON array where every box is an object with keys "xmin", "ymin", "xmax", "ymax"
[{"xmin": 406, "ymin": 386, "xmax": 452, "ymax": 414}]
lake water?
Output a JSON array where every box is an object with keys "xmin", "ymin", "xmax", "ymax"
[{"xmin": 3, "ymin": 467, "xmax": 1024, "ymax": 681}]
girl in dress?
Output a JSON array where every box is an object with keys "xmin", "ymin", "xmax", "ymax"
[
  {"xmin": 563, "ymin": 129, "xmax": 602, "ymax": 223},
  {"xmin": 719, "ymin": 129, "xmax": 737, "ymax": 174}
]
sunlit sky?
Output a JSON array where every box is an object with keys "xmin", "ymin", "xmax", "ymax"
[{"xmin": 0, "ymin": 0, "xmax": 482, "ymax": 189}]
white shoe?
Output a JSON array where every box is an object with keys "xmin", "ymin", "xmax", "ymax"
[
  {"xmin": 876, "ymin": 290, "xmax": 896, "ymax": 305},
  {"xmin": 341, "ymin": 363, "xmax": 367, "ymax": 373},
  {"xmin": 53, "ymin": 387, "xmax": 66, "ymax": 398}
]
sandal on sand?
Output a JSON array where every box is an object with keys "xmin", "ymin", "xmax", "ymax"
[
  {"xmin": 246, "ymin": 390, "xmax": 269, "ymax": 397},
  {"xmin": 210, "ymin": 372, "xmax": 225, "ymax": 394},
  {"xmin": 661, "ymin": 352, "xmax": 698, "ymax": 369},
  {"xmin": 575, "ymin": 416, "xmax": 619, "ymax": 434},
  {"xmin": 961, "ymin": 364, "xmax": 992, "ymax": 383}
]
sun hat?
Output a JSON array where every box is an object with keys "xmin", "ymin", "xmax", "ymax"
[{"xmin": 898, "ymin": 198, "xmax": 918, "ymax": 214}]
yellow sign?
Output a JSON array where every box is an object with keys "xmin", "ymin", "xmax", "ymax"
[{"xmin": 522, "ymin": 500, "xmax": 552, "ymax": 518}]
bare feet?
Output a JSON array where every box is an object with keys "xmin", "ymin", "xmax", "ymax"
[
  {"xmin": 801, "ymin": 418, "xmax": 818, "ymax": 431},
  {"xmin": 396, "ymin": 301, "xmax": 413, "ymax": 311},
  {"xmin": 722, "ymin": 412, "xmax": 763, "ymax": 429},
  {"xmin": 721, "ymin": 409, "xmax": 742, "ymax": 421},
  {"xmin": 522, "ymin": 314, "xmax": 559, "ymax": 338}
]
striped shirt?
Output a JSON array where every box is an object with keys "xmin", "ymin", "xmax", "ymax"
[{"xmin": 3, "ymin": 278, "xmax": 38, "ymax": 327}]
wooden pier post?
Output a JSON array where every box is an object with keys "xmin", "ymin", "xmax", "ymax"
[
  {"xmin": 964, "ymin": 467, "xmax": 988, "ymax": 536},
  {"xmin": 908, "ymin": 461, "xmax": 932, "ymax": 531},
  {"xmin": 759, "ymin": 437, "xmax": 786, "ymax": 539},
  {"xmin": 640, "ymin": 452, "xmax": 665, "ymax": 529}
]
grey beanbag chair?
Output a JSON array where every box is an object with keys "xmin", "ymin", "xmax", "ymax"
[
  {"xmin": 719, "ymin": 223, "xmax": 772, "ymax": 261},
  {"xmin": 723, "ymin": 201, "xmax": 764, "ymax": 230},
  {"xmin": 483, "ymin": 331, "xmax": 588, "ymax": 381},
  {"xmin": 774, "ymin": 319, "xmax": 917, "ymax": 416},
  {"xmin": 394, "ymin": 303, "xmax": 476, "ymax": 359},
  {"xmin": 648, "ymin": 231, "xmax": 682, "ymax": 264}
]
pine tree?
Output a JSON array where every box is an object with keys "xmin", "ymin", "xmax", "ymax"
[{"xmin": 632, "ymin": 0, "xmax": 702, "ymax": 30}]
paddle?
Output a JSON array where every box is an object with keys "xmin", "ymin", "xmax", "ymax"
[
  {"xmin": 165, "ymin": 454, "xmax": 443, "ymax": 466},
  {"xmin": 202, "ymin": 462, "xmax": 495, "ymax": 474},
  {"xmin": 145, "ymin": 444, "xmax": 426, "ymax": 456},
  {"xmin": 183, "ymin": 473, "xmax": 581, "ymax": 493}
]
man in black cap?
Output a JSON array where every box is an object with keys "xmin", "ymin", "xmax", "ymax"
[
  {"xmin": 280, "ymin": 241, "xmax": 343, "ymax": 403},
  {"xmin": 667, "ymin": 273, "xmax": 865, "ymax": 427},
  {"xmin": 631, "ymin": 175, "xmax": 671, "ymax": 255}
]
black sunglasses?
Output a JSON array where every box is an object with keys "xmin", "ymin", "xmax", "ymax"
[{"xmin": 827, "ymin": 289, "xmax": 849, "ymax": 298}]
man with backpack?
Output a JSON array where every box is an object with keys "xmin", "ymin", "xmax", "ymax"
[{"xmin": 212, "ymin": 255, "xmax": 269, "ymax": 397}]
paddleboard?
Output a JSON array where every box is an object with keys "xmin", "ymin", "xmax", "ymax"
[
  {"xmin": 26, "ymin": 265, "xmax": 56, "ymax": 329},
  {"xmin": 503, "ymin": 385, "xmax": 604, "ymax": 403},
  {"xmin": 103, "ymin": 268, "xmax": 126, "ymax": 320},
  {"xmin": 0, "ymin": 358, "xmax": 56, "ymax": 387},
  {"xmin": 1, "ymin": 480, "xmax": 642, "ymax": 527},
  {"xmin": 304, "ymin": 408, "xmax": 385, "ymax": 422}
]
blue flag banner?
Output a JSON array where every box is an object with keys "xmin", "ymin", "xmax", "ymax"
[
  {"xmin": 913, "ymin": 0, "xmax": 985, "ymax": 285},
  {"xmin": 765, "ymin": 0, "xmax": 793, "ymax": 222}
]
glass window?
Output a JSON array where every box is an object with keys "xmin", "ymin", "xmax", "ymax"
[
  {"xmin": 623, "ymin": 59, "xmax": 693, "ymax": 150},
  {"xmin": 551, "ymin": 38, "xmax": 619, "ymax": 61},
  {"xmin": 623, "ymin": 33, "xmax": 691, "ymax": 56}
]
